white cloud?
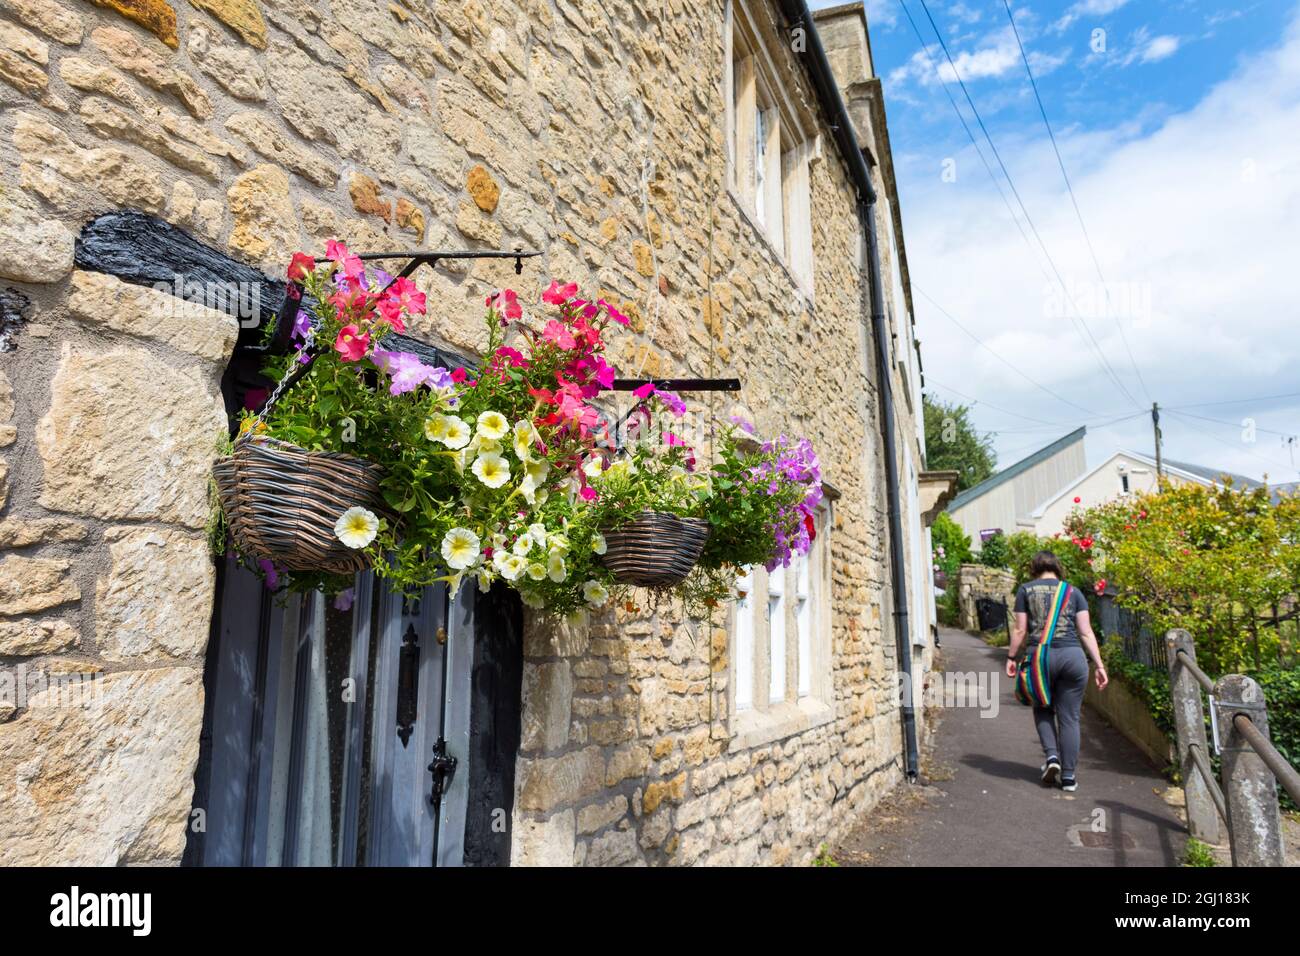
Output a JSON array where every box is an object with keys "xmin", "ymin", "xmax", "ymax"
[
  {"xmin": 890, "ymin": 25, "xmax": 1067, "ymax": 87},
  {"xmin": 1138, "ymin": 33, "xmax": 1181, "ymax": 63},
  {"xmin": 902, "ymin": 7, "xmax": 1300, "ymax": 483},
  {"xmin": 1052, "ymin": 0, "xmax": 1132, "ymax": 34}
]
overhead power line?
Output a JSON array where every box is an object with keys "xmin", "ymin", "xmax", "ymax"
[
  {"xmin": 915, "ymin": 284, "xmax": 1105, "ymax": 417},
  {"xmin": 912, "ymin": 0, "xmax": 1145, "ymax": 411},
  {"xmin": 1000, "ymin": 0, "xmax": 1152, "ymax": 405},
  {"xmin": 895, "ymin": 0, "xmax": 1055, "ymax": 288},
  {"xmin": 1164, "ymin": 411, "xmax": 1299, "ymax": 481}
]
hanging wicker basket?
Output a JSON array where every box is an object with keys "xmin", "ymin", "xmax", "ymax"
[
  {"xmin": 600, "ymin": 511, "xmax": 710, "ymax": 588},
  {"xmin": 213, "ymin": 435, "xmax": 387, "ymax": 576}
]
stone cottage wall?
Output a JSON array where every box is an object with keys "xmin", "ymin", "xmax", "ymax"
[{"xmin": 0, "ymin": 0, "xmax": 911, "ymax": 865}]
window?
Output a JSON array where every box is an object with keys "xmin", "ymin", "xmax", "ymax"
[
  {"xmin": 735, "ymin": 567, "xmax": 755, "ymax": 712},
  {"xmin": 1121, "ymin": 474, "xmax": 1130, "ymax": 494},
  {"xmin": 728, "ymin": 504, "xmax": 833, "ymax": 748},
  {"xmin": 726, "ymin": 0, "xmax": 816, "ymax": 295}
]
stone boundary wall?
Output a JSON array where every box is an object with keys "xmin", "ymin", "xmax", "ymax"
[{"xmin": 956, "ymin": 564, "xmax": 1015, "ymax": 634}]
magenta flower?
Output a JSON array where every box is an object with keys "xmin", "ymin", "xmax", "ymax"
[{"xmin": 542, "ymin": 280, "xmax": 579, "ymax": 305}]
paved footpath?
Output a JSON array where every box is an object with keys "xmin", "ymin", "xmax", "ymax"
[{"xmin": 838, "ymin": 626, "xmax": 1187, "ymax": 866}]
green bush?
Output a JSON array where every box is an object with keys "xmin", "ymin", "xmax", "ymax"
[{"xmin": 978, "ymin": 531, "xmax": 1008, "ymax": 569}]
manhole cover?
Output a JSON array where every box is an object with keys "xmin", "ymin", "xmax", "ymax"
[{"xmin": 1076, "ymin": 830, "xmax": 1137, "ymax": 849}]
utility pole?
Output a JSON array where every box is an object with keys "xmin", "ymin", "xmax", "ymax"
[{"xmin": 1152, "ymin": 401, "xmax": 1163, "ymax": 482}]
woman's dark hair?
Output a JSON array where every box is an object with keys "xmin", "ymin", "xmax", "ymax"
[{"xmin": 1030, "ymin": 550, "xmax": 1066, "ymax": 578}]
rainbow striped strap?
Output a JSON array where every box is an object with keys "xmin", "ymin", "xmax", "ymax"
[{"xmin": 1040, "ymin": 581, "xmax": 1070, "ymax": 648}]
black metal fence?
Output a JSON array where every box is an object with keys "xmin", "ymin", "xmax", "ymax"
[{"xmin": 1097, "ymin": 591, "xmax": 1167, "ymax": 670}]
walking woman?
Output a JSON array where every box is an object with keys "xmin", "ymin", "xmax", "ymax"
[{"xmin": 1005, "ymin": 551, "xmax": 1108, "ymax": 791}]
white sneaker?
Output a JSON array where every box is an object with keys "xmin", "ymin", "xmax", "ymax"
[
  {"xmin": 1061, "ymin": 776, "xmax": 1078, "ymax": 792},
  {"xmin": 1041, "ymin": 759, "xmax": 1061, "ymax": 787}
]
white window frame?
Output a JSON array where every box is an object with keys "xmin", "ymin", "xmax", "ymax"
[
  {"xmin": 724, "ymin": 0, "xmax": 817, "ymax": 298},
  {"xmin": 727, "ymin": 503, "xmax": 834, "ymax": 750}
]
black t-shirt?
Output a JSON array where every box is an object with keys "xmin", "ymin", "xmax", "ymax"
[{"xmin": 1014, "ymin": 578, "xmax": 1088, "ymax": 648}]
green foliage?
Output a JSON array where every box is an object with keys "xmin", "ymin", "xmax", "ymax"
[
  {"xmin": 1069, "ymin": 483, "xmax": 1300, "ymax": 675},
  {"xmin": 811, "ymin": 844, "xmax": 840, "ymax": 867},
  {"xmin": 1182, "ymin": 838, "xmax": 1217, "ymax": 867},
  {"xmin": 1003, "ymin": 530, "xmax": 1097, "ymax": 592},
  {"xmin": 923, "ymin": 396, "xmax": 996, "ymax": 492},
  {"xmin": 931, "ymin": 511, "xmax": 972, "ymax": 578},
  {"xmin": 978, "ymin": 531, "xmax": 1008, "ymax": 569},
  {"xmin": 936, "ymin": 587, "xmax": 961, "ymax": 627}
]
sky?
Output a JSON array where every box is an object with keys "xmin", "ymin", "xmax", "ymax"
[{"xmin": 810, "ymin": 0, "xmax": 1300, "ymax": 485}]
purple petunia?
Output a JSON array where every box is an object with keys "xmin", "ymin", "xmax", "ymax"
[{"xmin": 370, "ymin": 348, "xmax": 453, "ymax": 396}]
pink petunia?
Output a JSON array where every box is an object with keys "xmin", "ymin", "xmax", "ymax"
[
  {"xmin": 376, "ymin": 297, "xmax": 407, "ymax": 333},
  {"xmin": 388, "ymin": 276, "xmax": 427, "ymax": 316},
  {"xmin": 542, "ymin": 280, "xmax": 579, "ymax": 305},
  {"xmin": 334, "ymin": 324, "xmax": 369, "ymax": 362},
  {"xmin": 599, "ymin": 298, "xmax": 630, "ymax": 326},
  {"xmin": 542, "ymin": 319, "xmax": 577, "ymax": 350},
  {"xmin": 325, "ymin": 239, "xmax": 364, "ymax": 281}
]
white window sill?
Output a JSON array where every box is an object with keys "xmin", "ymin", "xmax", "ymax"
[{"xmin": 728, "ymin": 696, "xmax": 835, "ymax": 752}]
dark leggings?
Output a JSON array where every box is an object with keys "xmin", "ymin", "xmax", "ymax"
[{"xmin": 1032, "ymin": 645, "xmax": 1089, "ymax": 777}]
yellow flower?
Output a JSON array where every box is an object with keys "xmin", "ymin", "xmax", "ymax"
[
  {"xmin": 440, "ymin": 527, "xmax": 481, "ymax": 570},
  {"xmin": 526, "ymin": 562, "xmax": 547, "ymax": 581},
  {"xmin": 472, "ymin": 452, "xmax": 511, "ymax": 489},
  {"xmin": 476, "ymin": 410, "xmax": 509, "ymax": 441},
  {"xmin": 334, "ymin": 507, "xmax": 379, "ymax": 549}
]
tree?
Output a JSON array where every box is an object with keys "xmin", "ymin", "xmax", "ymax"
[
  {"xmin": 1067, "ymin": 483, "xmax": 1300, "ymax": 674},
  {"xmin": 923, "ymin": 396, "xmax": 996, "ymax": 492},
  {"xmin": 931, "ymin": 511, "xmax": 972, "ymax": 579}
]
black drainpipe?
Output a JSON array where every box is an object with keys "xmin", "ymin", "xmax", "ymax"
[{"xmin": 779, "ymin": 0, "xmax": 919, "ymax": 780}]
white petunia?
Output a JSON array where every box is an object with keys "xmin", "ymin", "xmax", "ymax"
[
  {"xmin": 476, "ymin": 410, "xmax": 509, "ymax": 441},
  {"xmin": 472, "ymin": 452, "xmax": 511, "ymax": 489},
  {"xmin": 512, "ymin": 420, "xmax": 539, "ymax": 462},
  {"xmin": 547, "ymin": 552, "xmax": 567, "ymax": 583},
  {"xmin": 592, "ymin": 533, "xmax": 607, "ymax": 555},
  {"xmin": 520, "ymin": 590, "xmax": 547, "ymax": 610},
  {"xmin": 440, "ymin": 527, "xmax": 481, "ymax": 570},
  {"xmin": 423, "ymin": 415, "xmax": 448, "ymax": 441},
  {"xmin": 497, "ymin": 553, "xmax": 527, "ymax": 581},
  {"xmin": 513, "ymin": 532, "xmax": 534, "ymax": 556},
  {"xmin": 476, "ymin": 567, "xmax": 495, "ymax": 592},
  {"xmin": 582, "ymin": 456, "xmax": 605, "ymax": 478},
  {"xmin": 439, "ymin": 416, "xmax": 471, "ymax": 449},
  {"xmin": 526, "ymin": 562, "xmax": 547, "ymax": 581},
  {"xmin": 582, "ymin": 579, "xmax": 609, "ymax": 608},
  {"xmin": 548, "ymin": 532, "xmax": 570, "ymax": 555},
  {"xmin": 528, "ymin": 522, "xmax": 548, "ymax": 546},
  {"xmin": 335, "ymin": 507, "xmax": 379, "ymax": 549}
]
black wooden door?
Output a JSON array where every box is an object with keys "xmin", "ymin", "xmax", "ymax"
[{"xmin": 185, "ymin": 559, "xmax": 522, "ymax": 866}]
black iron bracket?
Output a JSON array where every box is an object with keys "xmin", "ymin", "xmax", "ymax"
[{"xmin": 611, "ymin": 378, "xmax": 741, "ymax": 392}]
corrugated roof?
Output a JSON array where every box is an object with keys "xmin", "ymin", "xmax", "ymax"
[
  {"xmin": 948, "ymin": 427, "xmax": 1087, "ymax": 512},
  {"xmin": 1269, "ymin": 481, "xmax": 1298, "ymax": 504},
  {"xmin": 1162, "ymin": 458, "xmax": 1263, "ymax": 490}
]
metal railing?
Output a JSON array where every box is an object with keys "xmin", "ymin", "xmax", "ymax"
[{"xmin": 1166, "ymin": 629, "xmax": 1300, "ymax": 866}]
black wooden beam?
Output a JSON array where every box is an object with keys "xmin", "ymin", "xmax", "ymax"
[{"xmin": 611, "ymin": 378, "xmax": 741, "ymax": 392}]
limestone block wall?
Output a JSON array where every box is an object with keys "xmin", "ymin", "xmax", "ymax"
[
  {"xmin": 956, "ymin": 564, "xmax": 1016, "ymax": 634},
  {"xmin": 0, "ymin": 0, "xmax": 913, "ymax": 866}
]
